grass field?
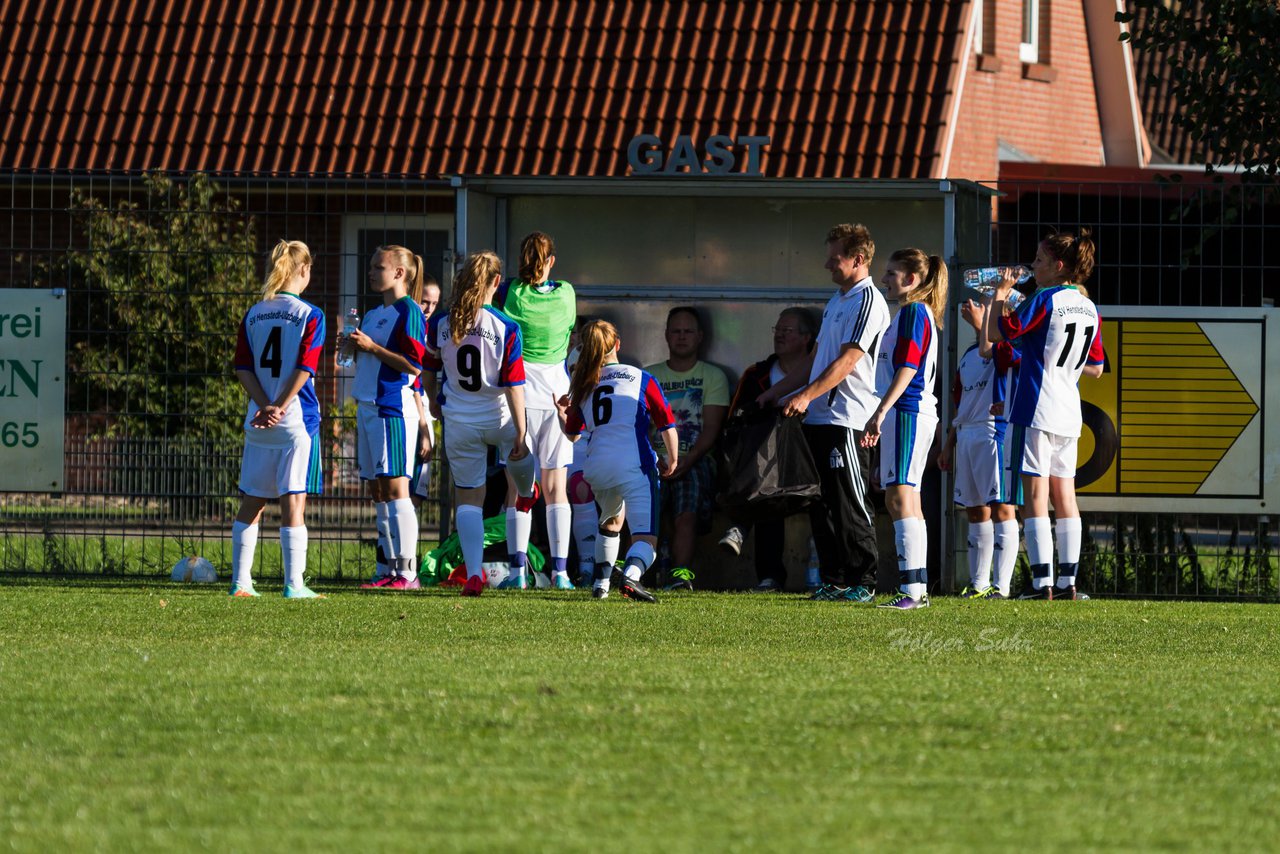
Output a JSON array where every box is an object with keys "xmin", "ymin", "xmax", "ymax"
[{"xmin": 1, "ymin": 579, "xmax": 1277, "ymax": 852}]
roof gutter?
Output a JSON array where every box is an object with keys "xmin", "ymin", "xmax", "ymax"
[{"xmin": 937, "ymin": 0, "xmax": 980, "ymax": 178}]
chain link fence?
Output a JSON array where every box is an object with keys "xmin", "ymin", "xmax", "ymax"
[{"xmin": 1, "ymin": 169, "xmax": 1276, "ymax": 597}]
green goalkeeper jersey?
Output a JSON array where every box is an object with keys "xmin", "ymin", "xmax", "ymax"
[{"xmin": 495, "ymin": 278, "xmax": 577, "ymax": 364}]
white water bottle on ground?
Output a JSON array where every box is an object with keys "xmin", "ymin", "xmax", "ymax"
[{"xmin": 337, "ymin": 307, "xmax": 360, "ymax": 368}]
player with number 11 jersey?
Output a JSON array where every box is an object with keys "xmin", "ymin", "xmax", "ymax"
[{"xmin": 1000, "ymin": 285, "xmax": 1104, "ymax": 439}]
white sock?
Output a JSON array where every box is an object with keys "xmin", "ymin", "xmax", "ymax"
[
  {"xmin": 1024, "ymin": 516, "xmax": 1054, "ymax": 589},
  {"xmin": 280, "ymin": 525, "xmax": 307, "ymax": 589},
  {"xmin": 572, "ymin": 501, "xmax": 598, "ymax": 574},
  {"xmin": 389, "ymin": 498, "xmax": 418, "ymax": 580},
  {"xmin": 907, "ymin": 517, "xmax": 928, "ymax": 600},
  {"xmin": 231, "ymin": 521, "xmax": 258, "ymax": 588},
  {"xmin": 893, "ymin": 519, "xmax": 910, "ymax": 589},
  {"xmin": 968, "ymin": 520, "xmax": 995, "ymax": 590},
  {"xmin": 456, "ymin": 505, "xmax": 486, "ymax": 581},
  {"xmin": 547, "ymin": 502, "xmax": 572, "ymax": 569},
  {"xmin": 1055, "ymin": 517, "xmax": 1082, "ymax": 588},
  {"xmin": 506, "ymin": 506, "xmax": 532, "ymax": 577},
  {"xmin": 594, "ymin": 531, "xmax": 621, "ymax": 591},
  {"xmin": 623, "ymin": 541, "xmax": 656, "ymax": 581},
  {"xmin": 375, "ymin": 502, "xmax": 393, "ymax": 578},
  {"xmin": 994, "ymin": 519, "xmax": 1020, "ymax": 596}
]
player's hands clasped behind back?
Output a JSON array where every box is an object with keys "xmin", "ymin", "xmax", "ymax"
[{"xmin": 250, "ymin": 403, "xmax": 288, "ymax": 429}]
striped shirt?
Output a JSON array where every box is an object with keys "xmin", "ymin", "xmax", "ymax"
[{"xmin": 804, "ymin": 277, "xmax": 891, "ymax": 428}]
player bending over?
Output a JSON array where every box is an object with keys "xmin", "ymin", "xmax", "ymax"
[{"xmin": 554, "ymin": 320, "xmax": 678, "ymax": 602}]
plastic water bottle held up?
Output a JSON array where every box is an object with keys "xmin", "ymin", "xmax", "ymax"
[
  {"xmin": 336, "ymin": 306, "xmax": 360, "ymax": 368},
  {"xmin": 964, "ymin": 266, "xmax": 1032, "ymax": 309}
]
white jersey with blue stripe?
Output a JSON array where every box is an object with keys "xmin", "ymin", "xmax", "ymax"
[
  {"xmin": 234, "ymin": 293, "xmax": 325, "ymax": 448},
  {"xmin": 424, "ymin": 305, "xmax": 526, "ymax": 424},
  {"xmin": 998, "ymin": 285, "xmax": 1105, "ymax": 438},
  {"xmin": 874, "ymin": 301, "xmax": 938, "ymax": 417},
  {"xmin": 564, "ymin": 364, "xmax": 675, "ymax": 489},
  {"xmin": 351, "ymin": 297, "xmax": 427, "ymax": 417}
]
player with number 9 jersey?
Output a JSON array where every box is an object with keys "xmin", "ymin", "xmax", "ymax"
[{"xmin": 425, "ymin": 306, "xmax": 525, "ymax": 424}]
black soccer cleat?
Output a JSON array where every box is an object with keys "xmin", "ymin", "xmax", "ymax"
[{"xmin": 616, "ymin": 570, "xmax": 657, "ymax": 603}]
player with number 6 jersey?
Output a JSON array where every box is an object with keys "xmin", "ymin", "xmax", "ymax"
[
  {"xmin": 555, "ymin": 320, "xmax": 677, "ymax": 602},
  {"xmin": 228, "ymin": 239, "xmax": 326, "ymax": 599}
]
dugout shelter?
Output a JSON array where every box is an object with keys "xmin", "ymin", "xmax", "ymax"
[{"xmin": 453, "ymin": 176, "xmax": 997, "ymax": 590}]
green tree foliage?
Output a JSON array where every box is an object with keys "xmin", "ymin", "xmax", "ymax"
[
  {"xmin": 65, "ymin": 173, "xmax": 257, "ymax": 446},
  {"xmin": 1118, "ymin": 1, "xmax": 1280, "ymax": 176}
]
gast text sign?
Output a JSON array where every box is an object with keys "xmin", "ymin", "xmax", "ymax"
[{"xmin": 0, "ymin": 290, "xmax": 65, "ymax": 491}]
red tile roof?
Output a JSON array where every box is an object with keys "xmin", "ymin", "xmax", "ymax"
[
  {"xmin": 1125, "ymin": 0, "xmax": 1211, "ymax": 165},
  {"xmin": 0, "ymin": 1, "xmax": 972, "ymax": 178}
]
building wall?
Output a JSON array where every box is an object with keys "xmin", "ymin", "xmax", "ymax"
[{"xmin": 946, "ymin": 0, "xmax": 1105, "ymax": 180}]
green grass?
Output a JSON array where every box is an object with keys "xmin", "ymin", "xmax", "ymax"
[{"xmin": 1, "ymin": 581, "xmax": 1278, "ymax": 851}]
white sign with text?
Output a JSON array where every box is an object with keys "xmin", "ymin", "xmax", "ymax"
[{"xmin": 0, "ymin": 289, "xmax": 65, "ymax": 491}]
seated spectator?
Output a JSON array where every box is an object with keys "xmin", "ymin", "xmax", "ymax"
[
  {"xmin": 718, "ymin": 307, "xmax": 818, "ymax": 591},
  {"xmin": 644, "ymin": 307, "xmax": 729, "ymax": 591}
]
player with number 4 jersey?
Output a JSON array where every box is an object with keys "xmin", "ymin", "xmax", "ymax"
[
  {"xmin": 555, "ymin": 320, "xmax": 677, "ymax": 602},
  {"xmin": 228, "ymin": 240, "xmax": 326, "ymax": 600}
]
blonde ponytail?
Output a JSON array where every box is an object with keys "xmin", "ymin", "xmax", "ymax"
[
  {"xmin": 263, "ymin": 239, "xmax": 312, "ymax": 299},
  {"xmin": 569, "ymin": 320, "xmax": 619, "ymax": 407},
  {"xmin": 518, "ymin": 232, "xmax": 556, "ymax": 284},
  {"xmin": 888, "ymin": 247, "xmax": 949, "ymax": 328}
]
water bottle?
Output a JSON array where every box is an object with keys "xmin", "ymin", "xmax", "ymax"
[
  {"xmin": 964, "ymin": 266, "xmax": 1031, "ymax": 309},
  {"xmin": 336, "ymin": 307, "xmax": 360, "ymax": 368}
]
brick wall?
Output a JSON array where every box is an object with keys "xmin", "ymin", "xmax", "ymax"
[{"xmin": 946, "ymin": 0, "xmax": 1105, "ymax": 180}]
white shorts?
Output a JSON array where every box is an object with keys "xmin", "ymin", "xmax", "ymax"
[
  {"xmin": 880, "ymin": 409, "xmax": 937, "ymax": 490},
  {"xmin": 357, "ymin": 404, "xmax": 417, "ymax": 480},
  {"xmin": 953, "ymin": 423, "xmax": 1008, "ymax": 508},
  {"xmin": 239, "ymin": 434, "xmax": 321, "ymax": 498},
  {"xmin": 593, "ymin": 470, "xmax": 660, "ymax": 537},
  {"xmin": 1004, "ymin": 424, "xmax": 1078, "ymax": 498},
  {"xmin": 526, "ymin": 407, "xmax": 574, "ymax": 470},
  {"xmin": 444, "ymin": 414, "xmax": 532, "ymax": 489}
]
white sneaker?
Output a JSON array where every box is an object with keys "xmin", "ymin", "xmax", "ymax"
[{"xmin": 719, "ymin": 526, "xmax": 745, "ymax": 556}]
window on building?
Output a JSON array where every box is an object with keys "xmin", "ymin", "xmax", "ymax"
[
  {"xmin": 1020, "ymin": 0, "xmax": 1040, "ymax": 63},
  {"xmin": 976, "ymin": 0, "xmax": 997, "ymax": 56}
]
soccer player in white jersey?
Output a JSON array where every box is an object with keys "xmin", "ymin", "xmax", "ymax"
[
  {"xmin": 862, "ymin": 248, "xmax": 948, "ymax": 610},
  {"xmin": 759, "ymin": 223, "xmax": 891, "ymax": 603},
  {"xmin": 348, "ymin": 245, "xmax": 428, "ymax": 591},
  {"xmin": 564, "ymin": 321, "xmax": 600, "ymax": 587},
  {"xmin": 554, "ymin": 320, "xmax": 678, "ymax": 602},
  {"xmin": 984, "ymin": 229, "xmax": 1105, "ymax": 600},
  {"xmin": 422, "ymin": 251, "xmax": 538, "ymax": 598},
  {"xmin": 229, "ymin": 240, "xmax": 326, "ymax": 599},
  {"xmin": 939, "ymin": 296, "xmax": 1021, "ymax": 599}
]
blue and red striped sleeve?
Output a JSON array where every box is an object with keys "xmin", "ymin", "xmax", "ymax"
[
  {"xmin": 892, "ymin": 303, "xmax": 929, "ymax": 371},
  {"xmin": 499, "ymin": 319, "xmax": 525, "ymax": 386},
  {"xmin": 565, "ymin": 405, "xmax": 586, "ymax": 436},
  {"xmin": 994, "ymin": 340, "xmax": 1020, "ymax": 372},
  {"xmin": 1087, "ymin": 311, "xmax": 1106, "ymax": 365},
  {"xmin": 391, "ymin": 302, "xmax": 426, "ymax": 371},
  {"xmin": 296, "ymin": 308, "xmax": 324, "ymax": 375},
  {"xmin": 642, "ymin": 374, "xmax": 676, "ymax": 431},
  {"xmin": 999, "ymin": 291, "xmax": 1049, "ymax": 341},
  {"xmin": 423, "ymin": 313, "xmax": 445, "ymax": 372},
  {"xmin": 234, "ymin": 316, "xmax": 253, "ymax": 371}
]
